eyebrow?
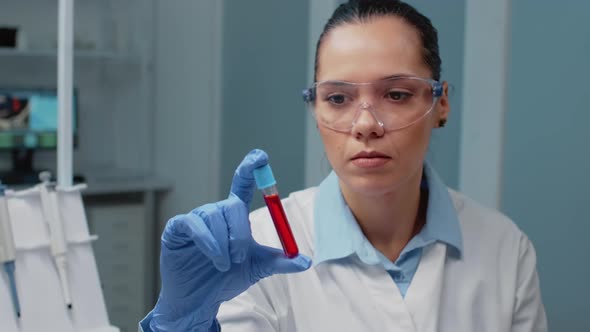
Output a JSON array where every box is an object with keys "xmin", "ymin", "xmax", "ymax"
[
  {"xmin": 318, "ymin": 73, "xmax": 418, "ymax": 85},
  {"xmin": 376, "ymin": 73, "xmax": 416, "ymax": 81}
]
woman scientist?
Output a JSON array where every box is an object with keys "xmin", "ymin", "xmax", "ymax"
[{"xmin": 141, "ymin": 0, "xmax": 547, "ymax": 331}]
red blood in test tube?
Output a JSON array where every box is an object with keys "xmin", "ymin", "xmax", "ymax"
[{"xmin": 263, "ymin": 194, "xmax": 299, "ymax": 258}]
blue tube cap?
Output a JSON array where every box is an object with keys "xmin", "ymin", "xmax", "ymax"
[{"xmin": 253, "ymin": 164, "xmax": 276, "ymax": 190}]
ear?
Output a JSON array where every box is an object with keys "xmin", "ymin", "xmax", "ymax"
[{"xmin": 435, "ymin": 81, "xmax": 451, "ymax": 128}]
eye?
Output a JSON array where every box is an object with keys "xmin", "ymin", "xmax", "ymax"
[
  {"xmin": 386, "ymin": 91, "xmax": 412, "ymax": 101},
  {"xmin": 326, "ymin": 94, "xmax": 347, "ymax": 105}
]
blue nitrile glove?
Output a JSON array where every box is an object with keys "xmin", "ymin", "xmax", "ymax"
[{"xmin": 149, "ymin": 149, "xmax": 312, "ymax": 332}]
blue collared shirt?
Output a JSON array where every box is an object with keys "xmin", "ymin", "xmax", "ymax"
[{"xmin": 313, "ymin": 161, "xmax": 463, "ymax": 297}]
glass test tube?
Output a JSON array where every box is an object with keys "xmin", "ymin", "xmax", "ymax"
[{"xmin": 253, "ymin": 164, "xmax": 299, "ymax": 258}]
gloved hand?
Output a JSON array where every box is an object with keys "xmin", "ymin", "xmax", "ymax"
[{"xmin": 149, "ymin": 149, "xmax": 312, "ymax": 332}]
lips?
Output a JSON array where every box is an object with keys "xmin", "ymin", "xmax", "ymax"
[
  {"xmin": 350, "ymin": 150, "xmax": 392, "ymax": 168},
  {"xmin": 351, "ymin": 150, "xmax": 391, "ymax": 159}
]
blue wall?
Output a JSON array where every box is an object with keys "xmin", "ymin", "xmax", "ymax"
[
  {"xmin": 502, "ymin": 1, "xmax": 590, "ymax": 330},
  {"xmin": 220, "ymin": 0, "xmax": 310, "ymax": 208},
  {"xmin": 409, "ymin": 0, "xmax": 466, "ymax": 189}
]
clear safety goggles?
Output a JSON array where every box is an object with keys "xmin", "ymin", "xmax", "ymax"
[{"xmin": 302, "ymin": 76, "xmax": 443, "ymax": 133}]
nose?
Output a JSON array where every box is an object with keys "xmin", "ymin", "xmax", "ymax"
[{"xmin": 351, "ymin": 102, "xmax": 385, "ymax": 138}]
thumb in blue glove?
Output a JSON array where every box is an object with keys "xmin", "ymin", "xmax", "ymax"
[{"xmin": 150, "ymin": 149, "xmax": 312, "ymax": 332}]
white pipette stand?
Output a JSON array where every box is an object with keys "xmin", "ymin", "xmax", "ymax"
[{"xmin": 0, "ymin": 183, "xmax": 119, "ymax": 332}]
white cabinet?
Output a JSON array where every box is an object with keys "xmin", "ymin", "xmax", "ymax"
[{"xmin": 86, "ymin": 202, "xmax": 147, "ymax": 332}]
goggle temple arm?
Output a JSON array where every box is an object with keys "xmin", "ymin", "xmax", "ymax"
[
  {"xmin": 433, "ymin": 81, "xmax": 443, "ymax": 97},
  {"xmin": 302, "ymin": 88, "xmax": 316, "ymax": 103}
]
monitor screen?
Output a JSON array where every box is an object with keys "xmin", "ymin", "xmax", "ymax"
[{"xmin": 0, "ymin": 88, "xmax": 77, "ymax": 150}]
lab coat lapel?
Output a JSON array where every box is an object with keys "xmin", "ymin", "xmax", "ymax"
[
  {"xmin": 404, "ymin": 242, "xmax": 447, "ymax": 332},
  {"xmin": 351, "ymin": 258, "xmax": 418, "ymax": 332}
]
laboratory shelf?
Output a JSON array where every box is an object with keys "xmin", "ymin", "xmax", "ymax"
[{"xmin": 0, "ymin": 48, "xmax": 139, "ymax": 63}]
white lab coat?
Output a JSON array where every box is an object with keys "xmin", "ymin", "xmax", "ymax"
[{"xmin": 217, "ymin": 187, "xmax": 548, "ymax": 332}]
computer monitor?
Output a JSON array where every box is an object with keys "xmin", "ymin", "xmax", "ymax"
[{"xmin": 0, "ymin": 87, "xmax": 79, "ymax": 184}]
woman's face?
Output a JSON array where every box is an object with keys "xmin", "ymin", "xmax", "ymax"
[{"xmin": 316, "ymin": 16, "xmax": 449, "ymax": 197}]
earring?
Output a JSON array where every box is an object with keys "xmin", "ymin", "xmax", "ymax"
[{"xmin": 438, "ymin": 118, "xmax": 447, "ymax": 128}]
